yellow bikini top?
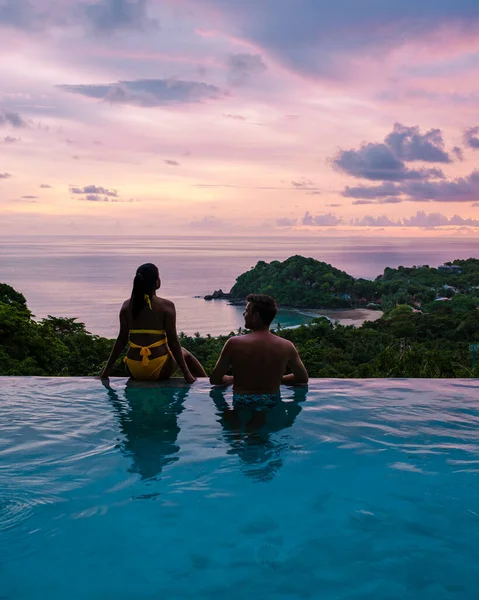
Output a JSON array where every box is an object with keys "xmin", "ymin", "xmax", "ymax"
[{"xmin": 144, "ymin": 294, "xmax": 152, "ymax": 310}]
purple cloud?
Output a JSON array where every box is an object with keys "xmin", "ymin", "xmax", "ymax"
[
  {"xmin": 188, "ymin": 215, "xmax": 224, "ymax": 229},
  {"xmin": 277, "ymin": 217, "xmax": 297, "ymax": 227},
  {"xmin": 58, "ymin": 78, "xmax": 223, "ymax": 107},
  {"xmin": 332, "ymin": 143, "xmax": 444, "ymax": 181},
  {"xmin": 464, "ymin": 126, "xmax": 479, "ymax": 149},
  {"xmin": 0, "ymin": 0, "xmax": 156, "ymax": 33},
  {"xmin": 378, "ymin": 197, "xmax": 403, "ymax": 204},
  {"xmin": 404, "ymin": 212, "xmax": 479, "ymax": 227},
  {"xmin": 0, "ymin": 0, "xmax": 37, "ymax": 29},
  {"xmin": 347, "ymin": 171, "xmax": 479, "ymax": 203},
  {"xmin": 0, "ymin": 110, "xmax": 28, "ymax": 128},
  {"xmin": 80, "ymin": 194, "xmax": 135, "ymax": 203},
  {"xmin": 453, "ymin": 146, "xmax": 464, "ymax": 161},
  {"xmin": 291, "ymin": 179, "xmax": 316, "ymax": 190},
  {"xmin": 70, "ymin": 185, "xmax": 118, "ymax": 197},
  {"xmin": 385, "ymin": 123, "xmax": 452, "ymax": 163},
  {"xmin": 332, "ymin": 123, "xmax": 453, "ymax": 182},
  {"xmin": 201, "ymin": 0, "xmax": 479, "ymax": 78},
  {"xmin": 226, "ymin": 53, "xmax": 267, "ymax": 86},
  {"xmin": 0, "ymin": 0, "xmax": 71, "ymax": 30},
  {"xmin": 0, "ymin": 172, "xmax": 11, "ymax": 179},
  {"xmin": 288, "ymin": 210, "xmax": 479, "ymax": 228},
  {"xmin": 352, "ymin": 210, "xmax": 479, "ymax": 227},
  {"xmin": 84, "ymin": 194, "xmax": 107, "ymax": 202},
  {"xmin": 165, "ymin": 159, "xmax": 180, "ymax": 166},
  {"xmin": 84, "ymin": 0, "xmax": 156, "ymax": 32},
  {"xmin": 223, "ymin": 114, "xmax": 246, "ymax": 121},
  {"xmin": 403, "ymin": 170, "xmax": 479, "ymax": 202},
  {"xmin": 302, "ymin": 211, "xmax": 342, "ymax": 226},
  {"xmin": 343, "ymin": 182, "xmax": 401, "ymax": 199},
  {"xmin": 335, "ymin": 125, "xmax": 479, "ymax": 201},
  {"xmin": 351, "ymin": 214, "xmax": 396, "ymax": 227}
]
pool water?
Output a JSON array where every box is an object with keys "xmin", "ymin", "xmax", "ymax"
[{"xmin": 1, "ymin": 378, "xmax": 479, "ymax": 600}]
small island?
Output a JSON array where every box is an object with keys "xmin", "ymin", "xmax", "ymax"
[{"xmin": 205, "ymin": 255, "xmax": 479, "ymax": 313}]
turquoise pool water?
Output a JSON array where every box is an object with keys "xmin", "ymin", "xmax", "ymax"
[{"xmin": 1, "ymin": 378, "xmax": 479, "ymax": 599}]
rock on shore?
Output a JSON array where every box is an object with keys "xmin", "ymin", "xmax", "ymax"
[{"xmin": 204, "ymin": 289, "xmax": 231, "ymax": 301}]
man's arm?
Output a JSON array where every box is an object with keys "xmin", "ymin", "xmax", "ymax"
[
  {"xmin": 210, "ymin": 338, "xmax": 234, "ymax": 386},
  {"xmin": 282, "ymin": 343, "xmax": 309, "ymax": 386},
  {"xmin": 164, "ymin": 303, "xmax": 195, "ymax": 383},
  {"xmin": 99, "ymin": 305, "xmax": 129, "ymax": 378}
]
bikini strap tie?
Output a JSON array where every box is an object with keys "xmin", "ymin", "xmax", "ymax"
[{"xmin": 139, "ymin": 346, "xmax": 152, "ymax": 366}]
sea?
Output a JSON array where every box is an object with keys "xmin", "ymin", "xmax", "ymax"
[{"xmin": 1, "ymin": 235, "xmax": 478, "ymax": 338}]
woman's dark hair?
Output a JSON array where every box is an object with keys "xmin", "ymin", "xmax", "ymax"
[
  {"xmin": 246, "ymin": 293, "xmax": 278, "ymax": 326},
  {"xmin": 130, "ymin": 263, "xmax": 159, "ymax": 319}
]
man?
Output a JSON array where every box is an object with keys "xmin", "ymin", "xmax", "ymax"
[{"xmin": 210, "ymin": 294, "xmax": 308, "ymax": 408}]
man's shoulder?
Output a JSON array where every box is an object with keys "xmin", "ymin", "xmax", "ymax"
[
  {"xmin": 269, "ymin": 331, "xmax": 294, "ymax": 344},
  {"xmin": 266, "ymin": 334, "xmax": 298, "ymax": 356},
  {"xmin": 276, "ymin": 336, "xmax": 297, "ymax": 352},
  {"xmin": 225, "ymin": 334, "xmax": 252, "ymax": 349},
  {"xmin": 237, "ymin": 332, "xmax": 294, "ymax": 348}
]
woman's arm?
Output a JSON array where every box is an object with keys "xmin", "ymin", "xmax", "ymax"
[
  {"xmin": 164, "ymin": 302, "xmax": 196, "ymax": 383},
  {"xmin": 99, "ymin": 306, "xmax": 129, "ymax": 379}
]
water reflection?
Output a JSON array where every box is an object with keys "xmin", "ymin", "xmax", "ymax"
[
  {"xmin": 105, "ymin": 381, "xmax": 189, "ymax": 481},
  {"xmin": 210, "ymin": 387, "xmax": 307, "ymax": 482}
]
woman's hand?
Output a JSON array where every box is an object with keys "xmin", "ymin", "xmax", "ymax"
[{"xmin": 184, "ymin": 371, "xmax": 196, "ymax": 384}]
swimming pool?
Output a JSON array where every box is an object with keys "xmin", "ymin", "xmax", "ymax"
[{"xmin": 1, "ymin": 378, "xmax": 478, "ymax": 599}]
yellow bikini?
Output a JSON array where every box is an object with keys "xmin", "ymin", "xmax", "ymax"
[{"xmin": 124, "ymin": 296, "xmax": 172, "ymax": 380}]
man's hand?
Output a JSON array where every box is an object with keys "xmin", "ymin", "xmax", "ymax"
[
  {"xmin": 210, "ymin": 338, "xmax": 234, "ymax": 385},
  {"xmin": 283, "ymin": 344, "xmax": 309, "ymax": 385},
  {"xmin": 214, "ymin": 375, "xmax": 234, "ymax": 387}
]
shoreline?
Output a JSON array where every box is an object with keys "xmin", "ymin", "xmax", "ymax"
[{"xmin": 292, "ymin": 308, "xmax": 383, "ymax": 327}]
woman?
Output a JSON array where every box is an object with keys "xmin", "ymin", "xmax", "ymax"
[{"xmin": 99, "ymin": 263, "xmax": 206, "ymax": 382}]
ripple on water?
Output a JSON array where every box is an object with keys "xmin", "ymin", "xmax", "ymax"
[
  {"xmin": 0, "ymin": 492, "xmax": 65, "ymax": 564},
  {"xmin": 0, "ymin": 496, "xmax": 35, "ymax": 533}
]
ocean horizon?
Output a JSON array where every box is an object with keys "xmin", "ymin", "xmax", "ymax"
[{"xmin": 1, "ymin": 234, "xmax": 478, "ymax": 338}]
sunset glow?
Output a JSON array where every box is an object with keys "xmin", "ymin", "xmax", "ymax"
[{"xmin": 1, "ymin": 0, "xmax": 479, "ymax": 235}]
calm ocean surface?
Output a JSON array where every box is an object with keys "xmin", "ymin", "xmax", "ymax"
[{"xmin": 0, "ymin": 235, "xmax": 478, "ymax": 337}]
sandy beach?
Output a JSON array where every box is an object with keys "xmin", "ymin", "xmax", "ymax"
[{"xmin": 295, "ymin": 308, "xmax": 383, "ymax": 327}]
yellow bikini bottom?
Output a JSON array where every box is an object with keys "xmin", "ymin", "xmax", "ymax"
[{"xmin": 124, "ymin": 335, "xmax": 173, "ymax": 381}]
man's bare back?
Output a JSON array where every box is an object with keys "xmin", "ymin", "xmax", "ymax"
[{"xmin": 210, "ymin": 295, "xmax": 308, "ymax": 394}]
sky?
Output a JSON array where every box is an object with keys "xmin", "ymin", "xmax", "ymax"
[{"xmin": 1, "ymin": 0, "xmax": 479, "ymax": 236}]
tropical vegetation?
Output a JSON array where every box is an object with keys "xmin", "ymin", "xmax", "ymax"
[
  {"xmin": 1, "ymin": 255, "xmax": 478, "ymax": 377},
  {"xmin": 229, "ymin": 255, "xmax": 479, "ymax": 311}
]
